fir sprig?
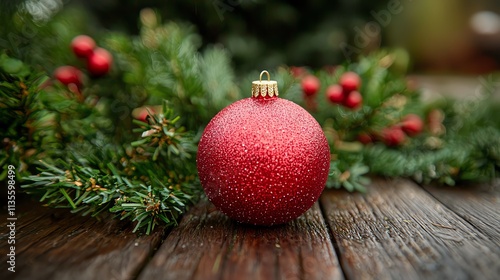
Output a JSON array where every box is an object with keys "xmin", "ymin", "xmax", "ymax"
[
  {"xmin": 293, "ymin": 51, "xmax": 499, "ymax": 190},
  {"xmin": 131, "ymin": 102, "xmax": 196, "ymax": 162},
  {"xmin": 327, "ymin": 158, "xmax": 370, "ymax": 192},
  {"xmin": 110, "ymin": 178, "xmax": 198, "ymax": 234},
  {"xmin": 0, "ymin": 54, "xmax": 56, "ymax": 179},
  {"xmin": 363, "ymin": 127, "xmax": 500, "ymax": 185},
  {"xmin": 22, "ymin": 106, "xmax": 202, "ymax": 234},
  {"xmin": 22, "ymin": 159, "xmax": 122, "ymax": 216}
]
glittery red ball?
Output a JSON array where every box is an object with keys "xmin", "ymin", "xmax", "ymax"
[{"xmin": 197, "ymin": 97, "xmax": 331, "ymax": 226}]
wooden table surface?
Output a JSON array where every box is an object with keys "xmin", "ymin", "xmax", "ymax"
[{"xmin": 1, "ymin": 177, "xmax": 498, "ymax": 280}]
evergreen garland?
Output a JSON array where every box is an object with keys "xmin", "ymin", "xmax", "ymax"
[
  {"xmin": 1, "ymin": 8, "xmax": 499, "ymax": 234},
  {"xmin": 22, "ymin": 103, "xmax": 201, "ymax": 234}
]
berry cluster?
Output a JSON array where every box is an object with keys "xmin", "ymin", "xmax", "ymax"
[
  {"xmin": 53, "ymin": 35, "xmax": 113, "ymax": 90},
  {"xmin": 326, "ymin": 72, "xmax": 362, "ymax": 109},
  {"xmin": 299, "ymin": 70, "xmax": 363, "ymax": 110},
  {"xmin": 360, "ymin": 114, "xmax": 424, "ymax": 146}
]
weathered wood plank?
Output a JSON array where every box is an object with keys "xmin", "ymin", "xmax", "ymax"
[
  {"xmin": 138, "ymin": 199, "xmax": 343, "ymax": 280},
  {"xmin": 422, "ymin": 182, "xmax": 500, "ymax": 244},
  {"xmin": 0, "ymin": 199, "xmax": 163, "ymax": 280},
  {"xmin": 320, "ymin": 178, "xmax": 500, "ymax": 280}
]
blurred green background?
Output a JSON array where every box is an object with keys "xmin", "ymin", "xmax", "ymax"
[{"xmin": 1, "ymin": 0, "xmax": 500, "ymax": 73}]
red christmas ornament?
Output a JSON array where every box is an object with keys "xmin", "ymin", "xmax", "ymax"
[
  {"xmin": 343, "ymin": 90, "xmax": 363, "ymax": 109},
  {"xmin": 71, "ymin": 35, "xmax": 96, "ymax": 58},
  {"xmin": 87, "ymin": 47, "xmax": 112, "ymax": 77},
  {"xmin": 339, "ymin": 71, "xmax": 361, "ymax": 92},
  {"xmin": 301, "ymin": 75, "xmax": 321, "ymax": 97},
  {"xmin": 326, "ymin": 84, "xmax": 344, "ymax": 104},
  {"xmin": 53, "ymin": 66, "xmax": 83, "ymax": 87},
  {"xmin": 381, "ymin": 126, "xmax": 406, "ymax": 146},
  {"xmin": 197, "ymin": 71, "xmax": 331, "ymax": 226},
  {"xmin": 401, "ymin": 114, "xmax": 423, "ymax": 136}
]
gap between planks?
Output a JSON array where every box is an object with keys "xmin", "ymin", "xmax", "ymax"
[
  {"xmin": 1, "ymin": 178, "xmax": 499, "ymax": 280},
  {"xmin": 0, "ymin": 199, "xmax": 164, "ymax": 280},
  {"xmin": 421, "ymin": 181, "xmax": 500, "ymax": 244},
  {"xmin": 320, "ymin": 178, "xmax": 500, "ymax": 280},
  {"xmin": 137, "ymin": 200, "xmax": 343, "ymax": 280}
]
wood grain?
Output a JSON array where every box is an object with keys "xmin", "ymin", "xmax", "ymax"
[
  {"xmin": 2, "ymin": 178, "xmax": 499, "ymax": 280},
  {"xmin": 0, "ymin": 199, "xmax": 163, "ymax": 280},
  {"xmin": 320, "ymin": 178, "xmax": 500, "ymax": 280},
  {"xmin": 422, "ymin": 182, "xmax": 500, "ymax": 244},
  {"xmin": 138, "ymin": 199, "xmax": 343, "ymax": 280}
]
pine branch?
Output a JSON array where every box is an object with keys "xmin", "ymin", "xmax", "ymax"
[
  {"xmin": 22, "ymin": 159, "xmax": 122, "ymax": 216},
  {"xmin": 0, "ymin": 54, "xmax": 56, "ymax": 179},
  {"xmin": 289, "ymin": 52, "xmax": 499, "ymax": 189},
  {"xmin": 110, "ymin": 177, "xmax": 198, "ymax": 235},
  {"xmin": 22, "ymin": 104, "xmax": 202, "ymax": 234},
  {"xmin": 106, "ymin": 15, "xmax": 239, "ymax": 131},
  {"xmin": 131, "ymin": 101, "xmax": 196, "ymax": 162},
  {"xmin": 326, "ymin": 156, "xmax": 370, "ymax": 192}
]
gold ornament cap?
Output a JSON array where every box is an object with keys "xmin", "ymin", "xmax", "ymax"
[{"xmin": 252, "ymin": 70, "xmax": 279, "ymax": 98}]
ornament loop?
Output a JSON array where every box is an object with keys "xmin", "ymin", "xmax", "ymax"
[
  {"xmin": 252, "ymin": 70, "xmax": 278, "ymax": 99},
  {"xmin": 260, "ymin": 70, "xmax": 270, "ymax": 82}
]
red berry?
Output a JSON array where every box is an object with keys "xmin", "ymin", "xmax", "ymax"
[
  {"xmin": 87, "ymin": 47, "xmax": 112, "ymax": 77},
  {"xmin": 137, "ymin": 108, "xmax": 155, "ymax": 122},
  {"xmin": 53, "ymin": 66, "xmax": 83, "ymax": 87},
  {"xmin": 343, "ymin": 90, "xmax": 363, "ymax": 109},
  {"xmin": 357, "ymin": 132, "xmax": 373, "ymax": 144},
  {"xmin": 401, "ymin": 114, "xmax": 424, "ymax": 136},
  {"xmin": 381, "ymin": 126, "xmax": 406, "ymax": 146},
  {"xmin": 71, "ymin": 35, "xmax": 96, "ymax": 58},
  {"xmin": 290, "ymin": 66, "xmax": 307, "ymax": 78},
  {"xmin": 301, "ymin": 75, "xmax": 321, "ymax": 97},
  {"xmin": 339, "ymin": 71, "xmax": 361, "ymax": 92},
  {"xmin": 326, "ymin": 84, "xmax": 344, "ymax": 104},
  {"xmin": 137, "ymin": 110, "xmax": 149, "ymax": 122}
]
